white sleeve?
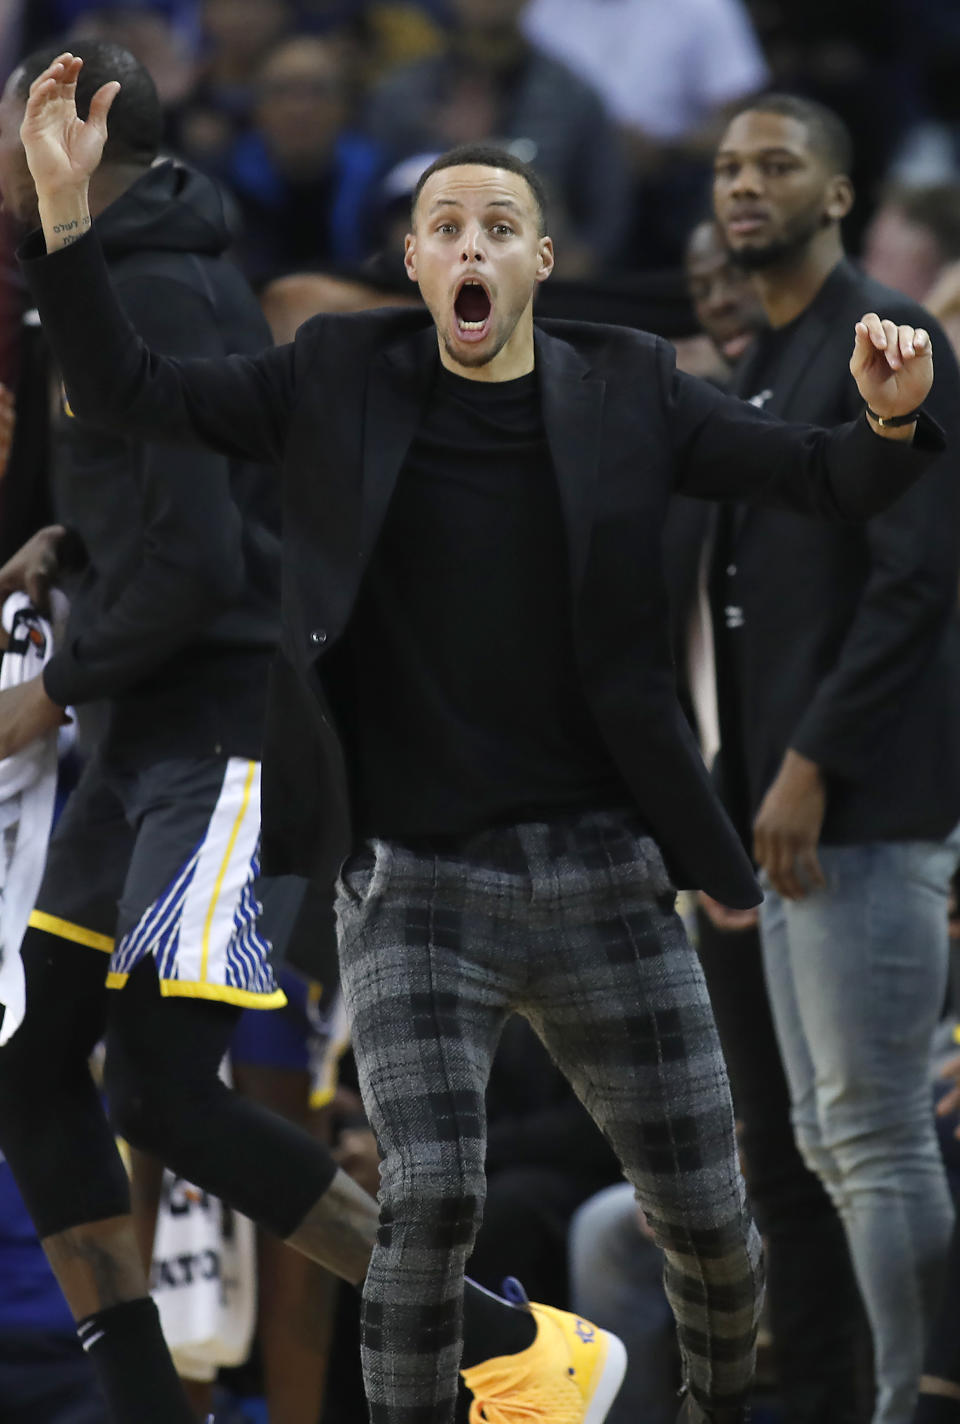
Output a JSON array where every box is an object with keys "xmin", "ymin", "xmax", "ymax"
[{"xmin": 690, "ymin": 0, "xmax": 770, "ymax": 111}]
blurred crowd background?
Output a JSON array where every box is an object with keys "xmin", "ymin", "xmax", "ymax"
[{"xmin": 2, "ymin": 0, "xmax": 960, "ymax": 292}]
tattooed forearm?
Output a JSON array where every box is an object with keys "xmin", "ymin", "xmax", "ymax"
[{"xmin": 41, "ymin": 207, "xmax": 92, "ymax": 253}]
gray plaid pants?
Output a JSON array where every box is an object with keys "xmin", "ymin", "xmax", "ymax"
[{"xmin": 335, "ymin": 810, "xmax": 763, "ymax": 1424}]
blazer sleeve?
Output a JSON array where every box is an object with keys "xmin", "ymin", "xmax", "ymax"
[
  {"xmin": 659, "ymin": 338, "xmax": 945, "ymax": 519},
  {"xmin": 42, "ymin": 274, "xmax": 253, "ymax": 709},
  {"xmin": 19, "ymin": 227, "xmax": 296, "ymax": 467}
]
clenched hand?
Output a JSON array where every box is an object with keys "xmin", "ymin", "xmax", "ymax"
[{"xmin": 850, "ymin": 314, "xmax": 933, "ymax": 430}]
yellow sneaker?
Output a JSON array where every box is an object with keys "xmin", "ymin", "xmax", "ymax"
[{"xmin": 460, "ymin": 1286, "xmax": 627, "ymax": 1424}]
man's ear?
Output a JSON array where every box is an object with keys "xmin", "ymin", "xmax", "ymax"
[
  {"xmin": 826, "ymin": 175, "xmax": 854, "ymax": 223},
  {"xmin": 403, "ymin": 232, "xmax": 418, "ymax": 284},
  {"xmin": 535, "ymin": 236, "xmax": 555, "ymax": 284}
]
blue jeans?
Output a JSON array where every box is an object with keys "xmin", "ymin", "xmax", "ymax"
[
  {"xmin": 568, "ymin": 1182, "xmax": 677, "ymax": 1424},
  {"xmin": 759, "ymin": 835, "xmax": 960, "ymax": 1424}
]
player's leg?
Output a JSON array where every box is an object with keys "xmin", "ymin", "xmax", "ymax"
[
  {"xmin": 230, "ymin": 966, "xmax": 341, "ymax": 1424},
  {"xmin": 0, "ymin": 757, "xmax": 197, "ymax": 1424},
  {"xmin": 98, "ymin": 756, "xmax": 372, "ymax": 1279}
]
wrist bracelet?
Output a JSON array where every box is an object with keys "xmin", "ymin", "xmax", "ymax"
[{"xmin": 865, "ymin": 405, "xmax": 922, "ymax": 428}]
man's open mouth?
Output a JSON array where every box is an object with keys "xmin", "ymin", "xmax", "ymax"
[{"xmin": 454, "ymin": 279, "xmax": 492, "ymax": 338}]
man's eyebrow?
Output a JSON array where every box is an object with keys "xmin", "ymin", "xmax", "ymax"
[
  {"xmin": 715, "ymin": 146, "xmax": 803, "ymax": 162},
  {"xmin": 427, "ymin": 196, "xmax": 526, "ymax": 216}
]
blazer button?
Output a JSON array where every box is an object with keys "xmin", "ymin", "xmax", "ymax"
[{"xmin": 310, "ymin": 628, "xmax": 328, "ymax": 647}]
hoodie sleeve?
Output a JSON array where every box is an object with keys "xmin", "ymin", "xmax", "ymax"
[
  {"xmin": 42, "ymin": 273, "xmax": 255, "ymax": 708},
  {"xmin": 19, "ymin": 227, "xmax": 296, "ymax": 464}
]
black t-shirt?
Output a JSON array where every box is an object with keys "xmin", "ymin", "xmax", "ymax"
[
  {"xmin": 341, "ymin": 364, "xmax": 629, "ymax": 839},
  {"xmin": 710, "ymin": 314, "xmax": 805, "ymax": 842}
]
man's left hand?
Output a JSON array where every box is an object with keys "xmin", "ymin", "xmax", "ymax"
[
  {"xmin": 850, "ymin": 314, "xmax": 932, "ymax": 422},
  {"xmin": 0, "ymin": 677, "xmax": 68, "ymax": 760},
  {"xmin": 753, "ymin": 749, "xmax": 827, "ymax": 901},
  {"xmin": 936, "ymin": 1053, "xmax": 960, "ymax": 1138}
]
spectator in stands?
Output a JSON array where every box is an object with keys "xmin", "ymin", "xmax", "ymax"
[
  {"xmin": 862, "ymin": 184, "xmax": 960, "ymax": 301},
  {"xmin": 520, "ymin": 0, "xmax": 768, "ymax": 265},
  {"xmin": 174, "ymin": 0, "xmax": 291, "ymax": 171},
  {"xmin": 20, "ymin": 0, "xmax": 201, "ymax": 54},
  {"xmin": 925, "ymin": 260, "xmax": 960, "ymax": 364},
  {"xmin": 362, "ymin": 0, "xmax": 630, "ymax": 272},
  {"xmin": 219, "ymin": 32, "xmax": 383, "ymax": 278},
  {"xmin": 66, "ymin": 6, "xmax": 199, "ymax": 156}
]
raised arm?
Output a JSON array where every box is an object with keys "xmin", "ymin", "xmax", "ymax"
[
  {"xmin": 669, "ymin": 316, "xmax": 940, "ymax": 515},
  {"xmin": 19, "ymin": 54, "xmax": 295, "ymax": 465}
]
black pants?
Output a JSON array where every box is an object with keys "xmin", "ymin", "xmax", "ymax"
[
  {"xmin": 0, "ymin": 930, "xmax": 336, "ymax": 1247},
  {"xmin": 0, "ymin": 1332, "xmax": 108, "ymax": 1424},
  {"xmin": 696, "ymin": 907, "xmax": 872, "ymax": 1424}
]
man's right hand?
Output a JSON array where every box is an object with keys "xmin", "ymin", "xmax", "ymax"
[
  {"xmin": 0, "ymin": 525, "xmax": 67, "ymax": 613},
  {"xmin": 698, "ymin": 891, "xmax": 760, "ymax": 933},
  {"xmin": 20, "ymin": 53, "xmax": 119, "ymax": 251},
  {"xmin": 936, "ymin": 1052, "xmax": 960, "ymax": 1139}
]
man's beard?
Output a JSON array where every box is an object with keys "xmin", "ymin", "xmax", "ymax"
[{"xmin": 732, "ymin": 210, "xmax": 826, "ymax": 272}]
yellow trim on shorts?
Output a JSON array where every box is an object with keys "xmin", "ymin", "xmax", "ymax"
[
  {"xmin": 200, "ymin": 758, "xmax": 257, "ymax": 985},
  {"xmin": 158, "ymin": 979, "xmax": 287, "ymax": 1010},
  {"xmin": 29, "ymin": 910, "xmax": 115, "ymax": 954},
  {"xmin": 106, "ymin": 973, "xmax": 285, "ymax": 1010}
]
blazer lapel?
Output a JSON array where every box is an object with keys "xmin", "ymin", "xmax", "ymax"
[
  {"xmin": 535, "ymin": 327, "xmax": 605, "ymax": 598},
  {"xmin": 360, "ymin": 326, "xmax": 438, "ymax": 558}
]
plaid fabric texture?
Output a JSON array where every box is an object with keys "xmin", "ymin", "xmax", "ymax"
[{"xmin": 335, "ymin": 810, "xmax": 763, "ymax": 1424}]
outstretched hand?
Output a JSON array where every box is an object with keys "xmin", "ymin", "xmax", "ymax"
[
  {"xmin": 850, "ymin": 314, "xmax": 933, "ymax": 421},
  {"xmin": 20, "ymin": 52, "xmax": 119, "ymax": 199}
]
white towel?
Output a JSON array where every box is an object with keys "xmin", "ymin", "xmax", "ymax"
[{"xmin": 0, "ymin": 589, "xmax": 69, "ymax": 1045}]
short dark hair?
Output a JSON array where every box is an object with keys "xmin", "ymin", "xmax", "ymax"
[
  {"xmin": 15, "ymin": 38, "xmax": 162, "ymax": 167},
  {"xmin": 733, "ymin": 93, "xmax": 854, "ymax": 178},
  {"xmin": 411, "ymin": 144, "xmax": 548, "ymax": 235},
  {"xmin": 882, "ymin": 183, "xmax": 960, "ymax": 260}
]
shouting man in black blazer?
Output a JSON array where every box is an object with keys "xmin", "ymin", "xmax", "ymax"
[
  {"xmin": 8, "ymin": 55, "xmax": 949, "ymax": 1424},
  {"xmin": 713, "ymin": 95, "xmax": 960, "ymax": 1424}
]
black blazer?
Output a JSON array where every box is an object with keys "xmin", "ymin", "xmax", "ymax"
[
  {"xmin": 20, "ymin": 233, "xmax": 946, "ymax": 908},
  {"xmin": 725, "ymin": 259, "xmax": 960, "ymax": 844}
]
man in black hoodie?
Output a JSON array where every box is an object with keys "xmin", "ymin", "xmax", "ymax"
[
  {"xmin": 0, "ymin": 37, "xmax": 375, "ymax": 1424},
  {"xmin": 0, "ymin": 41, "xmax": 608, "ymax": 1424}
]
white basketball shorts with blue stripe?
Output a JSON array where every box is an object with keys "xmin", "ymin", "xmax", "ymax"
[{"xmin": 106, "ymin": 758, "xmax": 285, "ymax": 1009}]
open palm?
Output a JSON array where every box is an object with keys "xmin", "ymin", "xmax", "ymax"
[{"xmin": 20, "ymin": 53, "xmax": 119, "ymax": 195}]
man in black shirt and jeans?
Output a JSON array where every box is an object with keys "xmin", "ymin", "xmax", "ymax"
[
  {"xmin": 11, "ymin": 53, "xmax": 948, "ymax": 1424},
  {"xmin": 712, "ymin": 95, "xmax": 960, "ymax": 1424}
]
